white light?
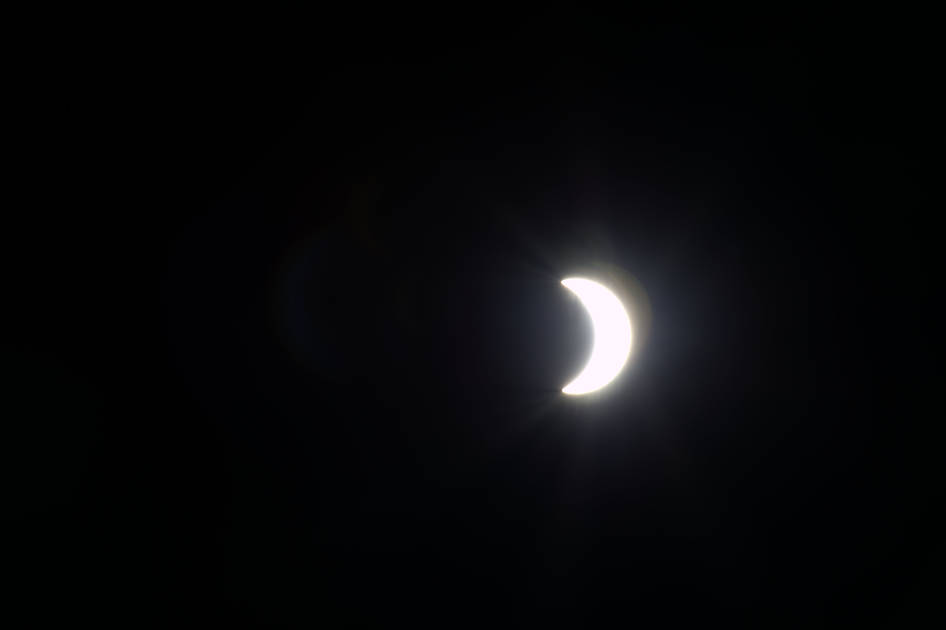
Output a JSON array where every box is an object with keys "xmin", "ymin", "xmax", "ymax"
[{"xmin": 561, "ymin": 277, "xmax": 633, "ymax": 395}]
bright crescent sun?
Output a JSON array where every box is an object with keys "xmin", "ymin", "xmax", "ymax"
[{"xmin": 561, "ymin": 277, "xmax": 633, "ymax": 395}]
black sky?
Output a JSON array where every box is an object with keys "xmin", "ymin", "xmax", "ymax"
[{"xmin": 4, "ymin": 18, "xmax": 941, "ymax": 626}]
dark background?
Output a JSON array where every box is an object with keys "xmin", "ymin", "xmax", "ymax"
[{"xmin": 5, "ymin": 18, "xmax": 941, "ymax": 626}]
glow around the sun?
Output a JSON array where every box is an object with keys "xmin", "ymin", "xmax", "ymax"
[{"xmin": 561, "ymin": 277, "xmax": 633, "ymax": 395}]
